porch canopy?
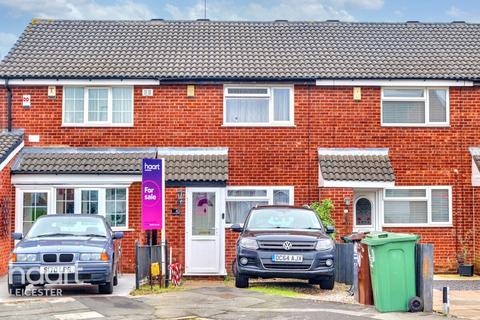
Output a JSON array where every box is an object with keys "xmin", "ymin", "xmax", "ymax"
[
  {"xmin": 318, "ymin": 148, "xmax": 395, "ymax": 188},
  {"xmin": 11, "ymin": 147, "xmax": 228, "ymax": 186}
]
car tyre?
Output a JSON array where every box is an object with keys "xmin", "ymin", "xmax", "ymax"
[
  {"xmin": 8, "ymin": 284, "xmax": 26, "ymax": 295},
  {"xmin": 319, "ymin": 276, "xmax": 335, "ymax": 290},
  {"xmin": 99, "ymin": 281, "xmax": 113, "ymax": 294},
  {"xmin": 235, "ymin": 273, "xmax": 249, "ymax": 288},
  {"xmin": 113, "ymin": 273, "xmax": 118, "ymax": 286},
  {"xmin": 99, "ymin": 267, "xmax": 114, "ymax": 294}
]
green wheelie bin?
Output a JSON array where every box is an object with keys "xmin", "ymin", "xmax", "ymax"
[{"xmin": 361, "ymin": 232, "xmax": 419, "ymax": 312}]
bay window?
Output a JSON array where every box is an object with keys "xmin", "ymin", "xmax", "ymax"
[
  {"xmin": 224, "ymin": 86, "xmax": 294, "ymax": 126},
  {"xmin": 383, "ymin": 186, "xmax": 451, "ymax": 226},
  {"xmin": 226, "ymin": 186, "xmax": 294, "ymax": 225},
  {"xmin": 63, "ymin": 86, "xmax": 133, "ymax": 126},
  {"xmin": 381, "ymin": 88, "xmax": 449, "ymax": 126}
]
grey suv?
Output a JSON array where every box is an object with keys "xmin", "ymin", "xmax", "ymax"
[{"xmin": 231, "ymin": 206, "xmax": 335, "ymax": 289}]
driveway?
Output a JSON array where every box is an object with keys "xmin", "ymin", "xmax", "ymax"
[
  {"xmin": 0, "ymin": 284, "xmax": 444, "ymax": 320},
  {"xmin": 0, "ymin": 273, "xmax": 136, "ymax": 302}
]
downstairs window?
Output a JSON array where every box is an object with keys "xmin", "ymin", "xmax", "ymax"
[{"xmin": 383, "ymin": 186, "xmax": 451, "ymax": 226}]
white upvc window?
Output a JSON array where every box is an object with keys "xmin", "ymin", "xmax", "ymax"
[
  {"xmin": 63, "ymin": 86, "xmax": 133, "ymax": 126},
  {"xmin": 16, "ymin": 186, "xmax": 129, "ymax": 232},
  {"xmin": 225, "ymin": 186, "xmax": 294, "ymax": 225},
  {"xmin": 381, "ymin": 87, "xmax": 449, "ymax": 126},
  {"xmin": 223, "ymin": 85, "xmax": 294, "ymax": 126},
  {"xmin": 383, "ymin": 186, "xmax": 452, "ymax": 227}
]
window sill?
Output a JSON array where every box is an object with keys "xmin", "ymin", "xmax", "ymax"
[
  {"xmin": 222, "ymin": 124, "xmax": 296, "ymax": 128},
  {"xmin": 383, "ymin": 224, "xmax": 453, "ymax": 228},
  {"xmin": 381, "ymin": 124, "xmax": 450, "ymax": 128},
  {"xmin": 62, "ymin": 124, "xmax": 134, "ymax": 128},
  {"xmin": 112, "ymin": 227, "xmax": 134, "ymax": 232}
]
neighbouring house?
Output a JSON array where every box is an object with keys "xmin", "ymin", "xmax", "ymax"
[
  {"xmin": 1, "ymin": 19, "xmax": 480, "ymax": 275},
  {"xmin": 0, "ymin": 132, "xmax": 23, "ymax": 274}
]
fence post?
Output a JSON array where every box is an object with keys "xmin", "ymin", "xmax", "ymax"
[
  {"xmin": 416, "ymin": 243, "xmax": 434, "ymax": 312},
  {"xmin": 135, "ymin": 240, "xmax": 139, "ymax": 290},
  {"xmin": 165, "ymin": 240, "xmax": 170, "ymax": 288}
]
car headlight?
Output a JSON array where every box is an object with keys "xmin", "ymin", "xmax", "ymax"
[
  {"xmin": 239, "ymin": 238, "xmax": 259, "ymax": 250},
  {"xmin": 80, "ymin": 253, "xmax": 102, "ymax": 261},
  {"xmin": 16, "ymin": 253, "xmax": 38, "ymax": 262},
  {"xmin": 315, "ymin": 239, "xmax": 334, "ymax": 251}
]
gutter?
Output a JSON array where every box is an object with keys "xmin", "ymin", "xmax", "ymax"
[{"xmin": 5, "ymin": 79, "xmax": 12, "ymax": 132}]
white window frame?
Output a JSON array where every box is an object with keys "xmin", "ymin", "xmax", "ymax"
[
  {"xmin": 382, "ymin": 186, "xmax": 452, "ymax": 227},
  {"xmin": 225, "ymin": 186, "xmax": 294, "ymax": 227},
  {"xmin": 381, "ymin": 87, "xmax": 450, "ymax": 127},
  {"xmin": 223, "ymin": 85, "xmax": 295, "ymax": 127},
  {"xmin": 15, "ymin": 185, "xmax": 130, "ymax": 232},
  {"xmin": 62, "ymin": 86, "xmax": 134, "ymax": 127}
]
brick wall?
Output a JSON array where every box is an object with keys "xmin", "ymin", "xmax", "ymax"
[
  {"xmin": 3, "ymin": 84, "xmax": 480, "ymax": 273},
  {"xmin": 0, "ymin": 158, "xmax": 16, "ymax": 275}
]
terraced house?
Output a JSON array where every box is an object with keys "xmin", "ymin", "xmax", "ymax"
[{"xmin": 1, "ymin": 19, "xmax": 480, "ymax": 275}]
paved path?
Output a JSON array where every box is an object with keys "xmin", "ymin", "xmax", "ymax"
[
  {"xmin": 433, "ymin": 278, "xmax": 480, "ymax": 319},
  {"xmin": 0, "ymin": 285, "xmax": 444, "ymax": 320}
]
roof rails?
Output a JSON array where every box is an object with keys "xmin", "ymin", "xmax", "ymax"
[
  {"xmin": 274, "ymin": 19, "xmax": 288, "ymax": 22},
  {"xmin": 325, "ymin": 19, "xmax": 340, "ymax": 22},
  {"xmin": 196, "ymin": 18, "xmax": 210, "ymax": 21},
  {"xmin": 406, "ymin": 20, "xmax": 420, "ymax": 23},
  {"xmin": 452, "ymin": 20, "xmax": 466, "ymax": 23},
  {"xmin": 150, "ymin": 18, "xmax": 164, "ymax": 21}
]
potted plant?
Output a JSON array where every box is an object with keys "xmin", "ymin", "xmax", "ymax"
[{"xmin": 457, "ymin": 243, "xmax": 474, "ymax": 277}]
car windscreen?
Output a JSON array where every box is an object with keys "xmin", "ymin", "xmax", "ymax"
[
  {"xmin": 245, "ymin": 208, "xmax": 322, "ymax": 230},
  {"xmin": 27, "ymin": 216, "xmax": 108, "ymax": 238}
]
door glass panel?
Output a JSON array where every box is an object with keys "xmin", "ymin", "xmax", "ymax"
[
  {"xmin": 192, "ymin": 192, "xmax": 216, "ymax": 236},
  {"xmin": 355, "ymin": 198, "xmax": 372, "ymax": 226},
  {"xmin": 23, "ymin": 192, "xmax": 48, "ymax": 234}
]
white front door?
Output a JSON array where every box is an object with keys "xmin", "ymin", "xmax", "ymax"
[
  {"xmin": 185, "ymin": 187, "xmax": 225, "ymax": 275},
  {"xmin": 353, "ymin": 191, "xmax": 379, "ymax": 232}
]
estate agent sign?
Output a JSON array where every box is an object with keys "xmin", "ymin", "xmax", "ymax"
[{"xmin": 141, "ymin": 158, "xmax": 165, "ymax": 230}]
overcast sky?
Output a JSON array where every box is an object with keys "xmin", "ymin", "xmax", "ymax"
[{"xmin": 1, "ymin": 0, "xmax": 479, "ymax": 59}]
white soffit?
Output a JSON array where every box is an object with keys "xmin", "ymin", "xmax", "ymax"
[{"xmin": 315, "ymin": 79, "xmax": 473, "ymax": 87}]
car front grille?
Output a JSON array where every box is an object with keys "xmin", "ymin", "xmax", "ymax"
[
  {"xmin": 42, "ymin": 253, "xmax": 75, "ymax": 263},
  {"xmin": 257, "ymin": 240, "xmax": 316, "ymax": 251},
  {"xmin": 59, "ymin": 254, "xmax": 74, "ymax": 263},
  {"xmin": 262, "ymin": 263, "xmax": 312, "ymax": 270},
  {"xmin": 43, "ymin": 254, "xmax": 57, "ymax": 263}
]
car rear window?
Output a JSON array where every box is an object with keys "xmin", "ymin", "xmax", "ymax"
[{"xmin": 245, "ymin": 208, "xmax": 322, "ymax": 230}]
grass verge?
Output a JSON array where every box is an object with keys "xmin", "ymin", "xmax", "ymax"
[
  {"xmin": 130, "ymin": 284, "xmax": 184, "ymax": 296},
  {"xmin": 248, "ymin": 284, "xmax": 303, "ymax": 298}
]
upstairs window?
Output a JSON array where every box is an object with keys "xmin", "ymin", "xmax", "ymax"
[
  {"xmin": 224, "ymin": 86, "xmax": 294, "ymax": 126},
  {"xmin": 63, "ymin": 87, "xmax": 133, "ymax": 126},
  {"xmin": 381, "ymin": 88, "xmax": 449, "ymax": 126}
]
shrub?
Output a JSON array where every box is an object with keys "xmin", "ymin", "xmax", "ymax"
[{"xmin": 309, "ymin": 199, "xmax": 335, "ymax": 239}]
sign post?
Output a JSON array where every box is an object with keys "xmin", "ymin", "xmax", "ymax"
[{"xmin": 142, "ymin": 158, "xmax": 165, "ymax": 287}]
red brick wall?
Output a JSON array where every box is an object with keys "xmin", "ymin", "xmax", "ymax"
[
  {"xmin": 3, "ymin": 84, "xmax": 480, "ymax": 273},
  {"xmin": 0, "ymin": 158, "xmax": 16, "ymax": 275}
]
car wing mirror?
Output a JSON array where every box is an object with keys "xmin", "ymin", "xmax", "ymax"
[
  {"xmin": 326, "ymin": 226, "xmax": 335, "ymax": 234},
  {"xmin": 113, "ymin": 231, "xmax": 124, "ymax": 239},
  {"xmin": 230, "ymin": 224, "xmax": 243, "ymax": 232},
  {"xmin": 12, "ymin": 232, "xmax": 23, "ymax": 240}
]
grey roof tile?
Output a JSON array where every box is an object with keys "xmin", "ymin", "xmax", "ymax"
[
  {"xmin": 0, "ymin": 132, "xmax": 23, "ymax": 165},
  {"xmin": 319, "ymin": 154, "xmax": 395, "ymax": 182},
  {"xmin": 1, "ymin": 20, "xmax": 480, "ymax": 80},
  {"xmin": 12, "ymin": 147, "xmax": 228, "ymax": 181}
]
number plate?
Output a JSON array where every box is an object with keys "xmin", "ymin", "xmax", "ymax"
[
  {"xmin": 40, "ymin": 265, "xmax": 76, "ymax": 274},
  {"xmin": 272, "ymin": 254, "xmax": 303, "ymax": 263}
]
